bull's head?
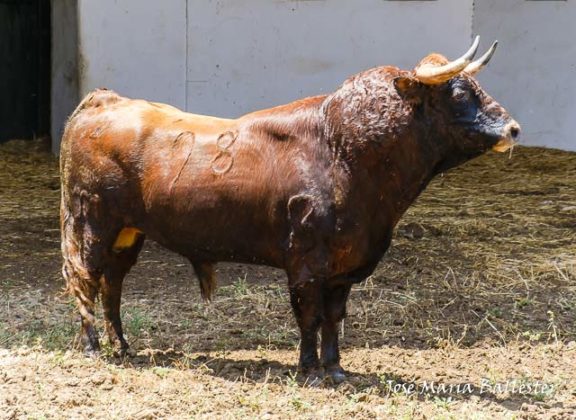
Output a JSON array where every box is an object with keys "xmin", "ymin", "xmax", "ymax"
[{"xmin": 394, "ymin": 36, "xmax": 520, "ymax": 161}]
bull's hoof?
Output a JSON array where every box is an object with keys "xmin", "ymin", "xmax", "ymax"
[
  {"xmin": 325, "ymin": 366, "xmax": 347, "ymax": 384},
  {"xmin": 113, "ymin": 346, "xmax": 132, "ymax": 358},
  {"xmin": 109, "ymin": 337, "xmax": 131, "ymax": 358},
  {"xmin": 82, "ymin": 336, "xmax": 101, "ymax": 358},
  {"xmin": 298, "ymin": 367, "xmax": 324, "ymax": 387},
  {"xmin": 82, "ymin": 327, "xmax": 101, "ymax": 358},
  {"xmin": 83, "ymin": 347, "xmax": 101, "ymax": 359}
]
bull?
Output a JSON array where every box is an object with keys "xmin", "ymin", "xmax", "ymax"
[{"xmin": 60, "ymin": 36, "xmax": 520, "ymax": 383}]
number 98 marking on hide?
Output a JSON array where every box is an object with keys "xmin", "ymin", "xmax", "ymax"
[{"xmin": 211, "ymin": 131, "xmax": 237, "ymax": 175}]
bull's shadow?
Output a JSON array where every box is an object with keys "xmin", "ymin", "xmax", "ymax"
[{"xmin": 107, "ymin": 351, "xmax": 560, "ymax": 412}]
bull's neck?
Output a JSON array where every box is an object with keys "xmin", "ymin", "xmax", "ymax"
[{"xmin": 328, "ymin": 118, "xmax": 445, "ymax": 225}]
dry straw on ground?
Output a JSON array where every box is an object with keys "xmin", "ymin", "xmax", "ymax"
[{"xmin": 0, "ymin": 140, "xmax": 575, "ymax": 418}]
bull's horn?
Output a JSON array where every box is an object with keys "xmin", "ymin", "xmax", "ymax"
[
  {"xmin": 415, "ymin": 35, "xmax": 480, "ymax": 85},
  {"xmin": 464, "ymin": 40, "xmax": 498, "ymax": 76}
]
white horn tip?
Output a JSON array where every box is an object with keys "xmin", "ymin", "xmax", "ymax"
[
  {"xmin": 466, "ymin": 35, "xmax": 481, "ymax": 61},
  {"xmin": 472, "ymin": 35, "xmax": 480, "ymax": 48}
]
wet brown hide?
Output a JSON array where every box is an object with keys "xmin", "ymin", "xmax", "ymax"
[{"xmin": 60, "ymin": 53, "xmax": 519, "ymax": 378}]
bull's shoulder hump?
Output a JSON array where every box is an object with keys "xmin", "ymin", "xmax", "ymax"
[{"xmin": 239, "ymin": 95, "xmax": 327, "ymax": 121}]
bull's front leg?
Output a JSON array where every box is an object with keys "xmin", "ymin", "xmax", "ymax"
[
  {"xmin": 320, "ymin": 283, "xmax": 352, "ymax": 383},
  {"xmin": 288, "ymin": 267, "xmax": 324, "ymax": 381}
]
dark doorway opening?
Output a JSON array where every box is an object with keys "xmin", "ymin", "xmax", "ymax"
[{"xmin": 0, "ymin": 0, "xmax": 51, "ymax": 143}]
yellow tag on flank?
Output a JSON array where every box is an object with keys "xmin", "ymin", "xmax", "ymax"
[{"xmin": 113, "ymin": 227, "xmax": 142, "ymax": 251}]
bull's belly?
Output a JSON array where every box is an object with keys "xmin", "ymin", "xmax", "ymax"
[
  {"xmin": 113, "ymin": 223, "xmax": 384, "ymax": 280},
  {"xmin": 112, "ymin": 189, "xmax": 388, "ymax": 279},
  {"xmin": 135, "ymin": 209, "xmax": 288, "ymax": 267}
]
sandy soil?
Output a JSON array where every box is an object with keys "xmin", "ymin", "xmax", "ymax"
[{"xmin": 0, "ymin": 141, "xmax": 575, "ymax": 419}]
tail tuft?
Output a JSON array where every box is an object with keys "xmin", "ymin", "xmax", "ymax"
[{"xmin": 192, "ymin": 262, "xmax": 217, "ymax": 301}]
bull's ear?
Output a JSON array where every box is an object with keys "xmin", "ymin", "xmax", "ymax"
[{"xmin": 393, "ymin": 76, "xmax": 424, "ymax": 105}]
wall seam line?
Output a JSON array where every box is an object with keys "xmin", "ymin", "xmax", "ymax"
[
  {"xmin": 471, "ymin": 0, "xmax": 475, "ymax": 40},
  {"xmin": 185, "ymin": 0, "xmax": 189, "ymax": 110}
]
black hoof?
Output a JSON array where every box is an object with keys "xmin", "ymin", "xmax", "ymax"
[
  {"xmin": 325, "ymin": 366, "xmax": 347, "ymax": 384},
  {"xmin": 83, "ymin": 347, "xmax": 101, "ymax": 358},
  {"xmin": 82, "ymin": 335, "xmax": 101, "ymax": 358},
  {"xmin": 298, "ymin": 368, "xmax": 324, "ymax": 387},
  {"xmin": 82, "ymin": 326, "xmax": 101, "ymax": 358},
  {"xmin": 113, "ymin": 346, "xmax": 130, "ymax": 358}
]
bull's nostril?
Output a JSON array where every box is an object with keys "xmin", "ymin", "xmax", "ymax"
[{"xmin": 510, "ymin": 126, "xmax": 520, "ymax": 140}]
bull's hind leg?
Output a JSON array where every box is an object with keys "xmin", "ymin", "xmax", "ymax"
[
  {"xmin": 63, "ymin": 260, "xmax": 101, "ymax": 356},
  {"xmin": 100, "ymin": 232, "xmax": 145, "ymax": 356},
  {"xmin": 61, "ymin": 190, "xmax": 140, "ymax": 356}
]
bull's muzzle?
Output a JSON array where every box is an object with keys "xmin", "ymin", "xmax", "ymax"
[{"xmin": 492, "ymin": 120, "xmax": 521, "ymax": 152}]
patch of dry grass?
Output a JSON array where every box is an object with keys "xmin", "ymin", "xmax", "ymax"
[{"xmin": 0, "ymin": 142, "xmax": 575, "ymax": 418}]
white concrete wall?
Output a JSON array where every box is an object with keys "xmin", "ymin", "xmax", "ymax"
[
  {"xmin": 473, "ymin": 0, "xmax": 576, "ymax": 151},
  {"xmin": 77, "ymin": 0, "xmax": 187, "ymax": 109},
  {"xmin": 186, "ymin": 0, "xmax": 473, "ymax": 117},
  {"xmin": 62, "ymin": 0, "xmax": 575, "ymax": 152}
]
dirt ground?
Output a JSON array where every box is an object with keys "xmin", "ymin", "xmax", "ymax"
[{"xmin": 0, "ymin": 140, "xmax": 575, "ymax": 419}]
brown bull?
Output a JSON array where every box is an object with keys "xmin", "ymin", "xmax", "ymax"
[{"xmin": 61, "ymin": 36, "xmax": 520, "ymax": 382}]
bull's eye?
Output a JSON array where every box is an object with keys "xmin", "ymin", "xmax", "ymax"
[
  {"xmin": 449, "ymin": 85, "xmax": 477, "ymax": 122},
  {"xmin": 452, "ymin": 88, "xmax": 471, "ymax": 103}
]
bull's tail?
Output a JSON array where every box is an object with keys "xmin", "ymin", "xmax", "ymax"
[
  {"xmin": 59, "ymin": 118, "xmax": 104, "ymax": 320},
  {"xmin": 59, "ymin": 192, "xmax": 101, "ymax": 337},
  {"xmin": 59, "ymin": 181, "xmax": 99, "ymax": 296},
  {"xmin": 60, "ymin": 182, "xmax": 109, "ymax": 354},
  {"xmin": 192, "ymin": 262, "xmax": 217, "ymax": 301}
]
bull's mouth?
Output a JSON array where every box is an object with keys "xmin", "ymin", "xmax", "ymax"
[
  {"xmin": 492, "ymin": 121, "xmax": 520, "ymax": 152},
  {"xmin": 492, "ymin": 137, "xmax": 517, "ymax": 153}
]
